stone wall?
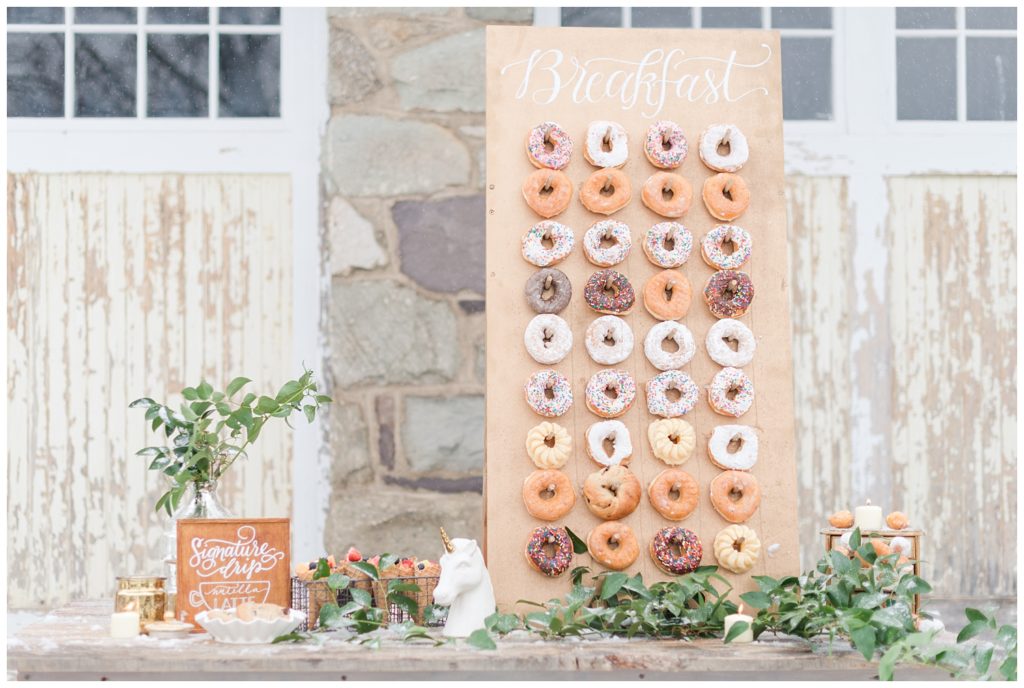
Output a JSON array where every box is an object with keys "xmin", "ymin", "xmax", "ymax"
[{"xmin": 322, "ymin": 7, "xmax": 532, "ymax": 556}]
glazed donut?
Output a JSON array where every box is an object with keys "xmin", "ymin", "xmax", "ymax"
[
  {"xmin": 586, "ymin": 420, "xmax": 632, "ymax": 466},
  {"xmin": 644, "ymin": 321, "xmax": 696, "ymax": 371},
  {"xmin": 587, "ymin": 521, "xmax": 640, "ymax": 571},
  {"xmin": 709, "ymin": 470, "xmax": 761, "ymax": 524},
  {"xmin": 648, "ymin": 468, "xmax": 699, "ymax": 521},
  {"xmin": 647, "ymin": 418, "xmax": 696, "ymax": 466},
  {"xmin": 585, "ymin": 315, "xmax": 634, "ymax": 365},
  {"xmin": 524, "ymin": 314, "xmax": 573, "ymax": 365},
  {"xmin": 707, "ymin": 425, "xmax": 758, "ymax": 471},
  {"xmin": 699, "ymin": 124, "xmax": 749, "ymax": 173},
  {"xmin": 522, "ymin": 469, "xmax": 576, "ymax": 521},
  {"xmin": 521, "ymin": 220, "xmax": 575, "ymax": 267},
  {"xmin": 584, "ymin": 269, "xmax": 635, "ymax": 314},
  {"xmin": 525, "ymin": 268, "xmax": 572, "ymax": 314},
  {"xmin": 580, "ymin": 169, "xmax": 631, "ymax": 215},
  {"xmin": 701, "ymin": 224, "xmax": 752, "ymax": 270},
  {"xmin": 585, "ymin": 369, "xmax": 636, "ymax": 418},
  {"xmin": 526, "ymin": 121, "xmax": 573, "ymax": 170},
  {"xmin": 650, "ymin": 527, "xmax": 703, "ymax": 575},
  {"xmin": 524, "ymin": 370, "xmax": 573, "ymax": 418},
  {"xmin": 708, "ymin": 367, "xmax": 754, "ymax": 418},
  {"xmin": 525, "ymin": 421, "xmax": 572, "ymax": 469},
  {"xmin": 706, "ymin": 318, "xmax": 756, "ymax": 367},
  {"xmin": 643, "ymin": 270, "xmax": 691, "ymax": 321},
  {"xmin": 643, "ymin": 222, "xmax": 692, "ymax": 268},
  {"xmin": 583, "ymin": 465, "xmax": 642, "ymax": 520},
  {"xmin": 646, "ymin": 370, "xmax": 699, "ymax": 418},
  {"xmin": 643, "ymin": 120, "xmax": 688, "ymax": 169},
  {"xmin": 583, "ymin": 220, "xmax": 632, "ymax": 267},
  {"xmin": 525, "ymin": 526, "xmax": 574, "ymax": 577},
  {"xmin": 523, "ymin": 169, "xmax": 573, "ymax": 218},
  {"xmin": 584, "ymin": 121, "xmax": 628, "ymax": 168},
  {"xmin": 713, "ymin": 524, "xmax": 761, "ymax": 573},
  {"xmin": 701, "ymin": 173, "xmax": 750, "ymax": 221},
  {"xmin": 704, "ymin": 270, "xmax": 755, "ymax": 319},
  {"xmin": 642, "ymin": 172, "xmax": 692, "ymax": 218}
]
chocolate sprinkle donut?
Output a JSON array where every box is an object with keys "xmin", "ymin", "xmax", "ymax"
[
  {"xmin": 584, "ymin": 269, "xmax": 635, "ymax": 314},
  {"xmin": 525, "ymin": 268, "xmax": 572, "ymax": 314},
  {"xmin": 703, "ymin": 270, "xmax": 754, "ymax": 319}
]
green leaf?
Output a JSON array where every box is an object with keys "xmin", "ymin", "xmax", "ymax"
[
  {"xmin": 964, "ymin": 607, "xmax": 988, "ymax": 624},
  {"xmin": 215, "ymin": 402, "xmax": 231, "ymax": 416},
  {"xmin": 129, "ymin": 397, "xmax": 156, "ymax": 408},
  {"xmin": 272, "ymin": 631, "xmax": 310, "ymax": 644},
  {"xmin": 565, "ymin": 526, "xmax": 588, "ymax": 555},
  {"xmin": 327, "ymin": 573, "xmax": 350, "ymax": 591},
  {"xmin": 312, "ymin": 557, "xmax": 331, "ymax": 580},
  {"xmin": 999, "ymin": 656, "xmax": 1016, "ymax": 680},
  {"xmin": 996, "ymin": 624, "xmax": 1016, "ymax": 647},
  {"xmin": 182, "ymin": 387, "xmax": 199, "ymax": 400},
  {"xmin": 388, "ymin": 581, "xmax": 421, "ymax": 593},
  {"xmin": 848, "ymin": 528, "xmax": 862, "ymax": 551},
  {"xmin": 878, "ymin": 645, "xmax": 900, "ymax": 681},
  {"xmin": 276, "ymin": 379, "xmax": 304, "ymax": 403},
  {"xmin": 303, "ymin": 405, "xmax": 317, "ymax": 423},
  {"xmin": 196, "ymin": 380, "xmax": 213, "ymax": 400},
  {"xmin": 390, "ymin": 592, "xmax": 419, "ymax": 617},
  {"xmin": 849, "ymin": 625, "xmax": 876, "ymax": 660},
  {"xmin": 723, "ymin": 621, "xmax": 750, "ymax": 644},
  {"xmin": 254, "ymin": 396, "xmax": 280, "ymax": 414},
  {"xmin": 739, "ymin": 591, "xmax": 772, "ymax": 609},
  {"xmin": 752, "ymin": 575, "xmax": 779, "ymax": 594},
  {"xmin": 351, "ymin": 588, "xmax": 373, "ymax": 607},
  {"xmin": 466, "ymin": 628, "xmax": 496, "ymax": 650},
  {"xmin": 485, "ymin": 612, "xmax": 522, "ymax": 634},
  {"xmin": 240, "ymin": 392, "xmax": 257, "ymax": 406},
  {"xmin": 957, "ymin": 620, "xmax": 987, "ymax": 643},
  {"xmin": 600, "ymin": 572, "xmax": 628, "ymax": 600},
  {"xmin": 318, "ymin": 603, "xmax": 344, "ymax": 629},
  {"xmin": 975, "ymin": 645, "xmax": 994, "ymax": 675},
  {"xmin": 315, "ymin": 394, "xmax": 333, "ymax": 404},
  {"xmin": 226, "ymin": 376, "xmax": 252, "ymax": 398}
]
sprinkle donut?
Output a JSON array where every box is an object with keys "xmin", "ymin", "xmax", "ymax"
[
  {"xmin": 701, "ymin": 224, "xmax": 752, "ymax": 270},
  {"xmin": 710, "ymin": 470, "xmax": 761, "ymax": 523},
  {"xmin": 706, "ymin": 318, "xmax": 756, "ymax": 367},
  {"xmin": 704, "ymin": 270, "xmax": 755, "ymax": 319},
  {"xmin": 699, "ymin": 124, "xmax": 750, "ymax": 173},
  {"xmin": 713, "ymin": 524, "xmax": 761, "ymax": 573},
  {"xmin": 523, "ymin": 169, "xmax": 573, "ymax": 218},
  {"xmin": 525, "ymin": 370, "xmax": 573, "ymax": 418},
  {"xmin": 648, "ymin": 468, "xmax": 700, "ymax": 521},
  {"xmin": 525, "ymin": 268, "xmax": 572, "ymax": 314},
  {"xmin": 642, "ymin": 172, "xmax": 692, "ymax": 218},
  {"xmin": 643, "ymin": 269, "xmax": 691, "ymax": 321},
  {"xmin": 584, "ymin": 269, "xmax": 635, "ymax": 314},
  {"xmin": 526, "ymin": 121, "xmax": 573, "ymax": 170},
  {"xmin": 583, "ymin": 220, "xmax": 632, "ymax": 267},
  {"xmin": 644, "ymin": 321, "xmax": 696, "ymax": 371},
  {"xmin": 644, "ymin": 121, "xmax": 688, "ymax": 169},
  {"xmin": 702, "ymin": 173, "xmax": 750, "ymax": 221},
  {"xmin": 525, "ymin": 526, "xmax": 574, "ymax": 577},
  {"xmin": 583, "ymin": 465, "xmax": 642, "ymax": 520},
  {"xmin": 522, "ymin": 221, "xmax": 574, "ymax": 267},
  {"xmin": 585, "ymin": 315, "xmax": 634, "ymax": 365},
  {"xmin": 522, "ymin": 469, "xmax": 576, "ymax": 521},
  {"xmin": 707, "ymin": 424, "xmax": 759, "ymax": 471},
  {"xmin": 580, "ymin": 169, "xmax": 631, "ymax": 215},
  {"xmin": 586, "ymin": 420, "xmax": 632, "ymax": 466},
  {"xmin": 525, "ymin": 421, "xmax": 572, "ymax": 469},
  {"xmin": 650, "ymin": 527, "xmax": 703, "ymax": 575},
  {"xmin": 587, "ymin": 521, "xmax": 640, "ymax": 571},
  {"xmin": 647, "ymin": 418, "xmax": 696, "ymax": 466},
  {"xmin": 585, "ymin": 369, "xmax": 636, "ymax": 418},
  {"xmin": 643, "ymin": 222, "xmax": 693, "ymax": 268},
  {"xmin": 524, "ymin": 314, "xmax": 573, "ymax": 365},
  {"xmin": 584, "ymin": 121, "xmax": 628, "ymax": 168},
  {"xmin": 646, "ymin": 370, "xmax": 699, "ymax": 418},
  {"xmin": 708, "ymin": 367, "xmax": 754, "ymax": 418}
]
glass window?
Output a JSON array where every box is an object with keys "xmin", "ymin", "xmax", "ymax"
[
  {"xmin": 147, "ymin": 33, "xmax": 208, "ymax": 117},
  {"xmin": 147, "ymin": 7, "xmax": 209, "ymax": 25},
  {"xmin": 781, "ymin": 37, "xmax": 832, "ymax": 120},
  {"xmin": 895, "ymin": 7, "xmax": 956, "ymax": 29},
  {"xmin": 560, "ymin": 7, "xmax": 621, "ymax": 27},
  {"xmin": 75, "ymin": 33, "xmax": 137, "ymax": 117},
  {"xmin": 700, "ymin": 7, "xmax": 763, "ymax": 28},
  {"xmin": 74, "ymin": 7, "xmax": 137, "ymax": 24},
  {"xmin": 8, "ymin": 7, "xmax": 64, "ymax": 23},
  {"xmin": 771, "ymin": 7, "xmax": 831, "ymax": 29},
  {"xmin": 896, "ymin": 38, "xmax": 957, "ymax": 120},
  {"xmin": 7, "ymin": 32, "xmax": 64, "ymax": 117},
  {"xmin": 218, "ymin": 7, "xmax": 281, "ymax": 25},
  {"xmin": 965, "ymin": 7, "xmax": 1016, "ymax": 30},
  {"xmin": 632, "ymin": 7, "xmax": 692, "ymax": 27},
  {"xmin": 966, "ymin": 37, "xmax": 1016, "ymax": 120},
  {"xmin": 219, "ymin": 34, "xmax": 280, "ymax": 117}
]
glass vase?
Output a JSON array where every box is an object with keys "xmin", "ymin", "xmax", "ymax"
[{"xmin": 162, "ymin": 481, "xmax": 233, "ymax": 604}]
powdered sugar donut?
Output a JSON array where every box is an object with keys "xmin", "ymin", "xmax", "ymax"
[
  {"xmin": 699, "ymin": 124, "xmax": 749, "ymax": 172},
  {"xmin": 585, "ymin": 369, "xmax": 636, "ymax": 418},
  {"xmin": 524, "ymin": 314, "xmax": 573, "ymax": 365},
  {"xmin": 525, "ymin": 370, "xmax": 573, "ymax": 417},
  {"xmin": 644, "ymin": 321, "xmax": 696, "ymax": 371},
  {"xmin": 522, "ymin": 221, "xmax": 574, "ymax": 267},
  {"xmin": 646, "ymin": 370, "xmax": 698, "ymax": 418},
  {"xmin": 708, "ymin": 367, "xmax": 754, "ymax": 418},
  {"xmin": 526, "ymin": 121, "xmax": 572, "ymax": 170},
  {"xmin": 584, "ymin": 121, "xmax": 628, "ymax": 168},
  {"xmin": 643, "ymin": 222, "xmax": 692, "ymax": 268},
  {"xmin": 644, "ymin": 120, "xmax": 687, "ymax": 169},
  {"xmin": 583, "ymin": 220, "xmax": 632, "ymax": 267},
  {"xmin": 707, "ymin": 425, "xmax": 759, "ymax": 471},
  {"xmin": 701, "ymin": 224, "xmax": 752, "ymax": 270},
  {"xmin": 706, "ymin": 318, "xmax": 756, "ymax": 367},
  {"xmin": 585, "ymin": 315, "xmax": 634, "ymax": 365},
  {"xmin": 586, "ymin": 420, "xmax": 632, "ymax": 466}
]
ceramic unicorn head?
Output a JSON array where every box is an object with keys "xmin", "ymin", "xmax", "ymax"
[{"xmin": 433, "ymin": 527, "xmax": 496, "ymax": 638}]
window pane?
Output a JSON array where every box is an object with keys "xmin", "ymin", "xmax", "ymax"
[
  {"xmin": 895, "ymin": 7, "xmax": 955, "ymax": 29},
  {"xmin": 7, "ymin": 33, "xmax": 64, "ymax": 117},
  {"xmin": 560, "ymin": 7, "xmax": 621, "ymax": 27},
  {"xmin": 781, "ymin": 37, "xmax": 831, "ymax": 120},
  {"xmin": 8, "ymin": 7, "xmax": 64, "ymax": 23},
  {"xmin": 74, "ymin": 7, "xmax": 137, "ymax": 24},
  {"xmin": 219, "ymin": 34, "xmax": 279, "ymax": 117},
  {"xmin": 633, "ymin": 7, "xmax": 692, "ymax": 27},
  {"xmin": 966, "ymin": 37, "xmax": 1017, "ymax": 120},
  {"xmin": 147, "ymin": 34, "xmax": 208, "ymax": 117},
  {"xmin": 218, "ymin": 7, "xmax": 280, "ymax": 25},
  {"xmin": 700, "ymin": 7, "xmax": 763, "ymax": 28},
  {"xmin": 75, "ymin": 33, "xmax": 136, "ymax": 116},
  {"xmin": 896, "ymin": 37, "xmax": 956, "ymax": 120},
  {"xmin": 966, "ymin": 7, "xmax": 1016, "ymax": 30},
  {"xmin": 147, "ymin": 7, "xmax": 209, "ymax": 24},
  {"xmin": 771, "ymin": 7, "xmax": 831, "ymax": 29}
]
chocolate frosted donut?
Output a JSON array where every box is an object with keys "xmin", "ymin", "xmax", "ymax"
[
  {"xmin": 703, "ymin": 270, "xmax": 754, "ymax": 319},
  {"xmin": 525, "ymin": 268, "xmax": 572, "ymax": 314},
  {"xmin": 584, "ymin": 269, "xmax": 635, "ymax": 314}
]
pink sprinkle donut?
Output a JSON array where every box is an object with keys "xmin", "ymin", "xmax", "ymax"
[
  {"xmin": 646, "ymin": 370, "xmax": 698, "ymax": 418},
  {"xmin": 522, "ymin": 221, "xmax": 575, "ymax": 267},
  {"xmin": 643, "ymin": 121, "xmax": 688, "ymax": 169},
  {"xmin": 701, "ymin": 224, "xmax": 752, "ymax": 270},
  {"xmin": 525, "ymin": 370, "xmax": 573, "ymax": 417},
  {"xmin": 583, "ymin": 220, "xmax": 632, "ymax": 267},
  {"xmin": 585, "ymin": 369, "xmax": 636, "ymax": 419},
  {"xmin": 526, "ymin": 121, "xmax": 573, "ymax": 170},
  {"xmin": 643, "ymin": 222, "xmax": 692, "ymax": 268},
  {"xmin": 708, "ymin": 367, "xmax": 754, "ymax": 418}
]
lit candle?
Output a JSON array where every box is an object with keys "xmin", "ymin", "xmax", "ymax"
[
  {"xmin": 854, "ymin": 499, "xmax": 883, "ymax": 531},
  {"xmin": 110, "ymin": 609, "xmax": 140, "ymax": 638},
  {"xmin": 724, "ymin": 604, "xmax": 754, "ymax": 643}
]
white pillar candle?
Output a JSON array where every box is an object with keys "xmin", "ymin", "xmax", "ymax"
[
  {"xmin": 110, "ymin": 610, "xmax": 140, "ymax": 638},
  {"xmin": 723, "ymin": 605, "xmax": 754, "ymax": 643},
  {"xmin": 854, "ymin": 499, "xmax": 883, "ymax": 531}
]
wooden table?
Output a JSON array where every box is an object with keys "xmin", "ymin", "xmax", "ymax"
[{"xmin": 7, "ymin": 601, "xmax": 951, "ymax": 681}]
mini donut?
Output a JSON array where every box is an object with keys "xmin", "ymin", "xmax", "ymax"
[
  {"xmin": 584, "ymin": 121, "xmax": 628, "ymax": 168},
  {"xmin": 646, "ymin": 370, "xmax": 699, "ymax": 418},
  {"xmin": 701, "ymin": 173, "xmax": 750, "ymax": 221},
  {"xmin": 583, "ymin": 465, "xmax": 642, "ymax": 520},
  {"xmin": 650, "ymin": 527, "xmax": 702, "ymax": 575},
  {"xmin": 708, "ymin": 367, "xmax": 754, "ymax": 418},
  {"xmin": 587, "ymin": 521, "xmax": 640, "ymax": 571},
  {"xmin": 643, "ymin": 270, "xmax": 691, "ymax": 321},
  {"xmin": 643, "ymin": 120, "xmax": 688, "ymax": 169},
  {"xmin": 585, "ymin": 369, "xmax": 636, "ymax": 418},
  {"xmin": 713, "ymin": 524, "xmax": 761, "ymax": 573},
  {"xmin": 643, "ymin": 222, "xmax": 693, "ymax": 268},
  {"xmin": 584, "ymin": 269, "xmax": 635, "ymax": 314},
  {"xmin": 524, "ymin": 526, "xmax": 574, "ymax": 577},
  {"xmin": 585, "ymin": 315, "xmax": 634, "ymax": 365},
  {"xmin": 648, "ymin": 468, "xmax": 699, "ymax": 521},
  {"xmin": 525, "ymin": 421, "xmax": 572, "ymax": 469},
  {"xmin": 709, "ymin": 470, "xmax": 762, "ymax": 524},
  {"xmin": 524, "ymin": 314, "xmax": 573, "ymax": 365},
  {"xmin": 704, "ymin": 270, "xmax": 755, "ymax": 319},
  {"xmin": 886, "ymin": 511, "xmax": 909, "ymax": 530},
  {"xmin": 889, "ymin": 536, "xmax": 913, "ymax": 558},
  {"xmin": 523, "ymin": 169, "xmax": 573, "ymax": 218},
  {"xmin": 524, "ymin": 370, "xmax": 573, "ymax": 418},
  {"xmin": 701, "ymin": 224, "xmax": 752, "ymax": 270},
  {"xmin": 706, "ymin": 318, "xmax": 756, "ymax": 367},
  {"xmin": 526, "ymin": 121, "xmax": 573, "ymax": 170},
  {"xmin": 647, "ymin": 418, "xmax": 696, "ymax": 466},
  {"xmin": 707, "ymin": 424, "xmax": 759, "ymax": 471},
  {"xmin": 699, "ymin": 124, "xmax": 749, "ymax": 173},
  {"xmin": 522, "ymin": 469, "xmax": 576, "ymax": 521},
  {"xmin": 829, "ymin": 510, "xmax": 854, "ymax": 529},
  {"xmin": 586, "ymin": 420, "xmax": 632, "ymax": 467},
  {"xmin": 642, "ymin": 172, "xmax": 692, "ymax": 218},
  {"xmin": 580, "ymin": 169, "xmax": 631, "ymax": 215},
  {"xmin": 525, "ymin": 268, "xmax": 572, "ymax": 314},
  {"xmin": 583, "ymin": 220, "xmax": 632, "ymax": 267},
  {"xmin": 644, "ymin": 321, "xmax": 696, "ymax": 371},
  {"xmin": 521, "ymin": 220, "xmax": 575, "ymax": 267}
]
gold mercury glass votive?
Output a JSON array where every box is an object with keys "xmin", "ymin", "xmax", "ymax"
[{"xmin": 115, "ymin": 576, "xmax": 167, "ymax": 627}]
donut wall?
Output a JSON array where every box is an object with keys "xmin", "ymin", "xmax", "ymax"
[{"xmin": 484, "ymin": 26, "xmax": 799, "ymax": 611}]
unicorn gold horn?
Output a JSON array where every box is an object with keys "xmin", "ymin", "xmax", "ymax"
[{"xmin": 440, "ymin": 526, "xmax": 455, "ymax": 554}]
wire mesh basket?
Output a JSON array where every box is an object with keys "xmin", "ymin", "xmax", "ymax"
[{"xmin": 291, "ymin": 574, "xmax": 447, "ymax": 631}]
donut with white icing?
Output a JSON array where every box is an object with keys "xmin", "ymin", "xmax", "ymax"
[
  {"xmin": 708, "ymin": 367, "xmax": 754, "ymax": 418},
  {"xmin": 701, "ymin": 224, "xmax": 752, "ymax": 270},
  {"xmin": 525, "ymin": 370, "xmax": 573, "ymax": 417},
  {"xmin": 707, "ymin": 425, "xmax": 759, "ymax": 471},
  {"xmin": 706, "ymin": 318, "xmax": 756, "ymax": 368},
  {"xmin": 585, "ymin": 369, "xmax": 636, "ymax": 418},
  {"xmin": 524, "ymin": 314, "xmax": 573, "ymax": 365},
  {"xmin": 644, "ymin": 120, "xmax": 687, "ymax": 169},
  {"xmin": 646, "ymin": 371, "xmax": 698, "ymax": 418},
  {"xmin": 584, "ymin": 121, "xmax": 628, "ymax": 168},
  {"xmin": 583, "ymin": 220, "xmax": 632, "ymax": 267},
  {"xmin": 586, "ymin": 420, "xmax": 632, "ymax": 466},
  {"xmin": 521, "ymin": 221, "xmax": 574, "ymax": 267},
  {"xmin": 643, "ymin": 222, "xmax": 692, "ymax": 269},
  {"xmin": 699, "ymin": 124, "xmax": 749, "ymax": 173},
  {"xmin": 644, "ymin": 321, "xmax": 696, "ymax": 371},
  {"xmin": 526, "ymin": 121, "xmax": 573, "ymax": 170},
  {"xmin": 585, "ymin": 315, "xmax": 634, "ymax": 365}
]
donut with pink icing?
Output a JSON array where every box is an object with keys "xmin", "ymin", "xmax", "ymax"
[
  {"xmin": 521, "ymin": 221, "xmax": 574, "ymax": 267},
  {"xmin": 525, "ymin": 370, "xmax": 573, "ymax": 417},
  {"xmin": 708, "ymin": 367, "xmax": 754, "ymax": 418},
  {"xmin": 643, "ymin": 121, "xmax": 688, "ymax": 169},
  {"xmin": 526, "ymin": 121, "xmax": 573, "ymax": 170}
]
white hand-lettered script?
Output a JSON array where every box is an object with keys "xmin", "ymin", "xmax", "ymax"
[
  {"xmin": 188, "ymin": 525, "xmax": 285, "ymax": 580},
  {"xmin": 500, "ymin": 46, "xmax": 772, "ymax": 118}
]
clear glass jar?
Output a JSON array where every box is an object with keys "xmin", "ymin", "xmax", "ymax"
[
  {"xmin": 163, "ymin": 481, "xmax": 233, "ymax": 603},
  {"xmin": 115, "ymin": 575, "xmax": 167, "ymax": 626}
]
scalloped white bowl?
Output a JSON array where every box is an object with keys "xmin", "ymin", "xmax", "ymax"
[{"xmin": 195, "ymin": 608, "xmax": 304, "ymax": 644}]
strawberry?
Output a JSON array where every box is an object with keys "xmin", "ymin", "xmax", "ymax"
[{"xmin": 346, "ymin": 546, "xmax": 362, "ymax": 562}]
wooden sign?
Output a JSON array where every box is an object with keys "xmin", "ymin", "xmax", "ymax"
[
  {"xmin": 176, "ymin": 518, "xmax": 290, "ymax": 624},
  {"xmin": 485, "ymin": 26, "xmax": 800, "ymax": 611}
]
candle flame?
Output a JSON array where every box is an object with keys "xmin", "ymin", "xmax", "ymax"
[
  {"xmin": 738, "ymin": 604, "xmax": 744, "ymax": 615},
  {"xmin": 125, "ymin": 602, "xmax": 136, "ymax": 612},
  {"xmin": 866, "ymin": 498, "xmax": 872, "ymax": 505}
]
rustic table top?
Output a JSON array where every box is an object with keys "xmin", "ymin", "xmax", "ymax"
[{"xmin": 7, "ymin": 600, "xmax": 950, "ymax": 681}]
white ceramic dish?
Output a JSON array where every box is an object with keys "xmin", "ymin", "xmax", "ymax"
[{"xmin": 195, "ymin": 608, "xmax": 304, "ymax": 644}]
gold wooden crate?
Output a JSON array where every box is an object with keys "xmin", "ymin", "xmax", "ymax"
[{"xmin": 821, "ymin": 528, "xmax": 925, "ymax": 614}]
